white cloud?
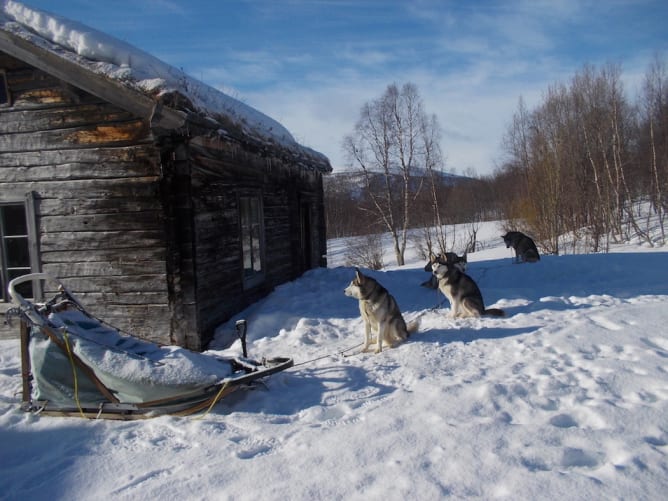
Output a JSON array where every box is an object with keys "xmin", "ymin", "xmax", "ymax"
[
  {"xmin": 234, "ymin": 45, "xmax": 659, "ymax": 176},
  {"xmin": 16, "ymin": 0, "xmax": 666, "ymax": 177}
]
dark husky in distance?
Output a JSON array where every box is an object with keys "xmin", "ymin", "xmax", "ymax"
[
  {"xmin": 502, "ymin": 231, "xmax": 540, "ymax": 263},
  {"xmin": 421, "ymin": 252, "xmax": 467, "ymax": 289},
  {"xmin": 344, "ymin": 268, "xmax": 420, "ymax": 353},
  {"xmin": 431, "ymin": 260, "xmax": 505, "ymax": 318}
]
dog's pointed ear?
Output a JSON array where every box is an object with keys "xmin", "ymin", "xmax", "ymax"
[{"xmin": 354, "ymin": 267, "xmax": 363, "ymax": 281}]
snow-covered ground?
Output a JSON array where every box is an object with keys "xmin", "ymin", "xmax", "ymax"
[{"xmin": 2, "ymin": 221, "xmax": 668, "ymax": 500}]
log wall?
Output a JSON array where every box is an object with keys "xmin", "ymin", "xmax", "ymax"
[
  {"xmin": 0, "ymin": 51, "xmax": 172, "ymax": 342},
  {"xmin": 188, "ymin": 136, "xmax": 327, "ymax": 347}
]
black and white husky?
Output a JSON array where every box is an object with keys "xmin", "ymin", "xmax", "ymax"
[
  {"xmin": 502, "ymin": 231, "xmax": 540, "ymax": 263},
  {"xmin": 421, "ymin": 252, "xmax": 467, "ymax": 289},
  {"xmin": 344, "ymin": 268, "xmax": 420, "ymax": 353},
  {"xmin": 431, "ymin": 260, "xmax": 505, "ymax": 318}
]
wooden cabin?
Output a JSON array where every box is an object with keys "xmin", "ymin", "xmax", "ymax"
[{"xmin": 0, "ymin": 8, "xmax": 331, "ymax": 349}]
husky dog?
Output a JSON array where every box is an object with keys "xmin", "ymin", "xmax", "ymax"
[
  {"xmin": 421, "ymin": 252, "xmax": 467, "ymax": 288},
  {"xmin": 344, "ymin": 268, "xmax": 420, "ymax": 353},
  {"xmin": 431, "ymin": 261, "xmax": 505, "ymax": 318},
  {"xmin": 502, "ymin": 231, "xmax": 540, "ymax": 263}
]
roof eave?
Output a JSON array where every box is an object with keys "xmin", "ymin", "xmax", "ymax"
[{"xmin": 0, "ymin": 28, "xmax": 186, "ymax": 131}]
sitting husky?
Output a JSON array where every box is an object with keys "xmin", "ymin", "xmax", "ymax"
[
  {"xmin": 431, "ymin": 260, "xmax": 505, "ymax": 318},
  {"xmin": 344, "ymin": 268, "xmax": 420, "ymax": 353},
  {"xmin": 421, "ymin": 252, "xmax": 467, "ymax": 289},
  {"xmin": 502, "ymin": 231, "xmax": 540, "ymax": 263}
]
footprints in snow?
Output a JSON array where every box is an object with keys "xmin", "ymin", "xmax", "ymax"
[
  {"xmin": 549, "ymin": 413, "xmax": 578, "ymax": 428},
  {"xmin": 459, "ymin": 313, "xmax": 668, "ymax": 475},
  {"xmin": 589, "ymin": 314, "xmax": 623, "ymax": 331},
  {"xmin": 229, "ymin": 434, "xmax": 276, "ymax": 460},
  {"xmin": 200, "ymin": 384, "xmax": 388, "ymax": 461}
]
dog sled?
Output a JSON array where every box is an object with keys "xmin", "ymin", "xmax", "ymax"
[{"xmin": 7, "ymin": 273, "xmax": 293, "ymax": 420}]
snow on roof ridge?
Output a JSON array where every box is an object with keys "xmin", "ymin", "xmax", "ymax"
[{"xmin": 1, "ymin": 0, "xmax": 329, "ymax": 167}]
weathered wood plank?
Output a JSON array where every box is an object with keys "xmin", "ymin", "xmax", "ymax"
[
  {"xmin": 10, "ymin": 87, "xmax": 76, "ymax": 108},
  {"xmin": 39, "ymin": 197, "xmax": 162, "ymax": 217},
  {"xmin": 5, "ymin": 66, "xmax": 64, "ymax": 89},
  {"xmin": 3, "ymin": 67, "xmax": 87, "ymax": 100},
  {"xmin": 0, "ymin": 104, "xmax": 136, "ymax": 133},
  {"xmin": 41, "ymin": 247, "xmax": 165, "ymax": 264},
  {"xmin": 0, "ymin": 162, "xmax": 160, "ymax": 182},
  {"xmin": 0, "ymin": 120, "xmax": 151, "ymax": 151},
  {"xmin": 191, "ymin": 154, "xmax": 257, "ymax": 181},
  {"xmin": 42, "ymin": 259, "xmax": 166, "ymax": 277},
  {"xmin": 0, "ymin": 145, "xmax": 158, "ymax": 168},
  {"xmin": 54, "ymin": 275, "xmax": 167, "ymax": 294},
  {"xmin": 40, "ymin": 211, "xmax": 164, "ymax": 233},
  {"xmin": 70, "ymin": 305, "xmax": 172, "ymax": 343},
  {"xmin": 40, "ymin": 230, "xmax": 165, "ymax": 252},
  {"xmin": 64, "ymin": 291, "xmax": 170, "ymax": 306},
  {"xmin": 0, "ymin": 178, "xmax": 160, "ymax": 200}
]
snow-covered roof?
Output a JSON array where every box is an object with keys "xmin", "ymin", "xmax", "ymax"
[{"xmin": 0, "ymin": 0, "xmax": 331, "ymax": 172}]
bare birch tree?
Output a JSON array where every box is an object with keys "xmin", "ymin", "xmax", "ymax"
[
  {"xmin": 343, "ymin": 83, "xmax": 441, "ymax": 266},
  {"xmin": 421, "ymin": 113, "xmax": 448, "ymax": 255},
  {"xmin": 639, "ymin": 55, "xmax": 668, "ymax": 244}
]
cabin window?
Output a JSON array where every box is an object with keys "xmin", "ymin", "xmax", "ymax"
[
  {"xmin": 239, "ymin": 195, "xmax": 265, "ymax": 288},
  {"xmin": 1, "ymin": 195, "xmax": 40, "ymax": 301},
  {"xmin": 0, "ymin": 70, "xmax": 9, "ymax": 107}
]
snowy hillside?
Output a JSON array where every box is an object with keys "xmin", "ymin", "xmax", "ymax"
[{"xmin": 1, "ymin": 221, "xmax": 668, "ymax": 500}]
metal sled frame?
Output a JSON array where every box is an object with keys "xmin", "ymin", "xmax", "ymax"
[{"xmin": 7, "ymin": 273, "xmax": 293, "ymax": 420}]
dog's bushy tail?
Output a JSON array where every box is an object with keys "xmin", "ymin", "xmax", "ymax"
[{"xmin": 483, "ymin": 308, "xmax": 506, "ymax": 317}]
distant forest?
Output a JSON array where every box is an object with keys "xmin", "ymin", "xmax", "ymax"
[{"xmin": 325, "ymin": 56, "xmax": 668, "ymax": 263}]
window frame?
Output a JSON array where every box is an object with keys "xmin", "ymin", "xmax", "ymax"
[
  {"xmin": 0, "ymin": 192, "xmax": 41, "ymax": 302},
  {"xmin": 0, "ymin": 69, "xmax": 10, "ymax": 108},
  {"xmin": 238, "ymin": 192, "xmax": 265, "ymax": 290}
]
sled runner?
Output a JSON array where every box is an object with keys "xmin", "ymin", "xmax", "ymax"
[{"xmin": 7, "ymin": 273, "xmax": 293, "ymax": 419}]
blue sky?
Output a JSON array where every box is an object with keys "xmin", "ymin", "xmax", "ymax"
[{"xmin": 18, "ymin": 0, "xmax": 668, "ymax": 175}]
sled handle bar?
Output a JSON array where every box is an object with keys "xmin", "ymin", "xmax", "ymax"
[
  {"xmin": 7, "ymin": 273, "xmax": 82, "ymax": 326},
  {"xmin": 8, "ymin": 272, "xmax": 49, "ymax": 305}
]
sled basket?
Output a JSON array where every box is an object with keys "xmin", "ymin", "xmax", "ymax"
[{"xmin": 7, "ymin": 273, "xmax": 293, "ymax": 419}]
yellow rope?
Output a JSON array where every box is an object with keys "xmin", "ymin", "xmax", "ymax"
[
  {"xmin": 194, "ymin": 380, "xmax": 232, "ymax": 420},
  {"xmin": 62, "ymin": 329, "xmax": 86, "ymax": 419}
]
